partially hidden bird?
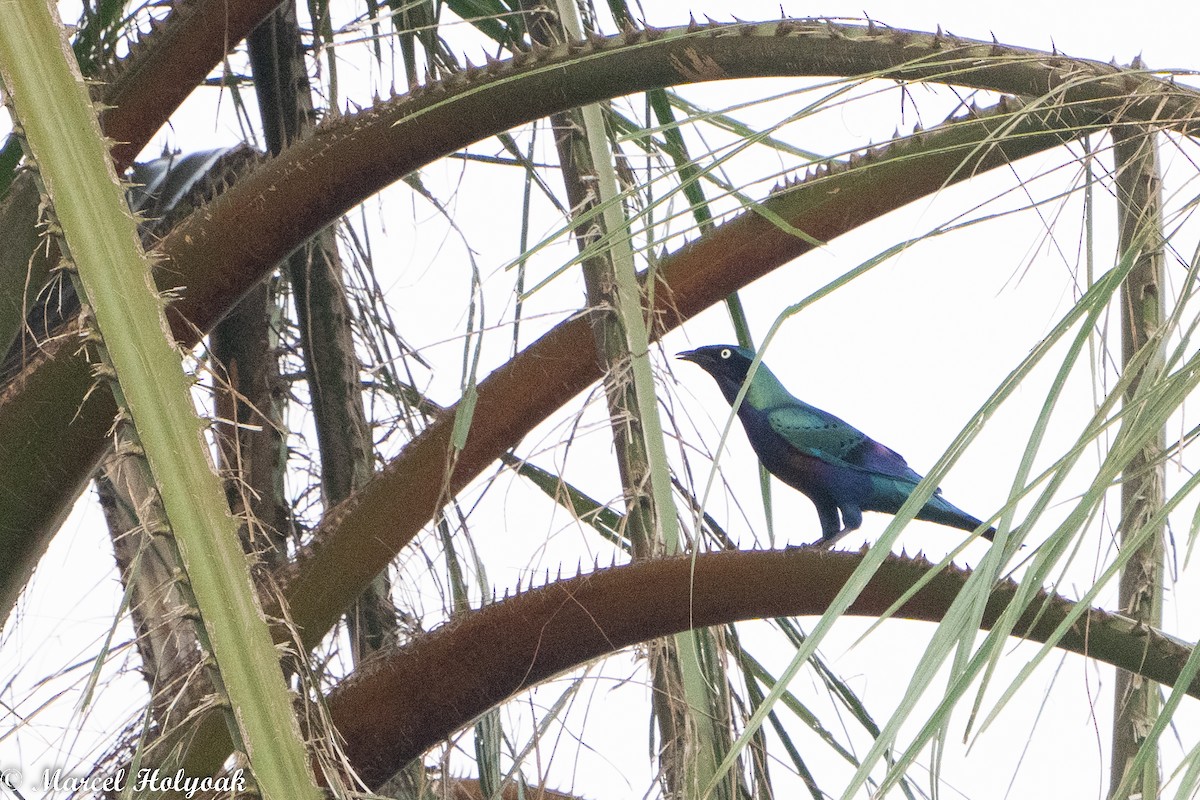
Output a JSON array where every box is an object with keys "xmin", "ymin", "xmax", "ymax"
[{"xmin": 678, "ymin": 345, "xmax": 995, "ymax": 545}]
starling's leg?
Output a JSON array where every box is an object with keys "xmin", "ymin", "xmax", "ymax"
[
  {"xmin": 815, "ymin": 501, "xmax": 841, "ymax": 540},
  {"xmin": 840, "ymin": 505, "xmax": 863, "ymax": 532},
  {"xmin": 807, "ymin": 503, "xmax": 862, "ymax": 549},
  {"xmin": 798, "ymin": 500, "xmax": 843, "ymax": 548}
]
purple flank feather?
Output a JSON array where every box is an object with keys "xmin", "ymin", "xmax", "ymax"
[{"xmin": 843, "ymin": 437, "xmax": 926, "ymax": 486}]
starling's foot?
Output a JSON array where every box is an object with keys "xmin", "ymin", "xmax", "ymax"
[
  {"xmin": 817, "ymin": 527, "xmax": 853, "ymax": 549},
  {"xmin": 786, "ymin": 529, "xmax": 849, "ymax": 550}
]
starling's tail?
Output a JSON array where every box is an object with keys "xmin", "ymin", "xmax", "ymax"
[{"xmin": 917, "ymin": 494, "xmax": 996, "ymax": 540}]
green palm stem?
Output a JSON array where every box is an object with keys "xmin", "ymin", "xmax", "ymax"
[
  {"xmin": 0, "ymin": 4, "xmax": 322, "ymax": 798},
  {"xmin": 537, "ymin": 5, "xmax": 727, "ymax": 797}
]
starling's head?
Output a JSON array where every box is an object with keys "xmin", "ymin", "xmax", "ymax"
[{"xmin": 677, "ymin": 345, "xmax": 760, "ymax": 401}]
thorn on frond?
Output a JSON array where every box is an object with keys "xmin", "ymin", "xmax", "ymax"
[{"xmin": 91, "ymin": 362, "xmax": 117, "ymax": 380}]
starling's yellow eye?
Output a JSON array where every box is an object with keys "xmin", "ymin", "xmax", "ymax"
[{"xmin": 720, "ymin": 348, "xmax": 732, "ymax": 359}]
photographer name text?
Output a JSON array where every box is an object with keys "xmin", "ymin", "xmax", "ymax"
[{"xmin": 41, "ymin": 767, "xmax": 246, "ymax": 798}]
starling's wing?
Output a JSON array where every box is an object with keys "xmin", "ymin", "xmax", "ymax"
[{"xmin": 765, "ymin": 402, "xmax": 927, "ymax": 485}]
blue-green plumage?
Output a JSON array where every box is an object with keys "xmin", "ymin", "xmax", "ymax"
[{"xmin": 678, "ymin": 345, "xmax": 995, "ymax": 544}]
